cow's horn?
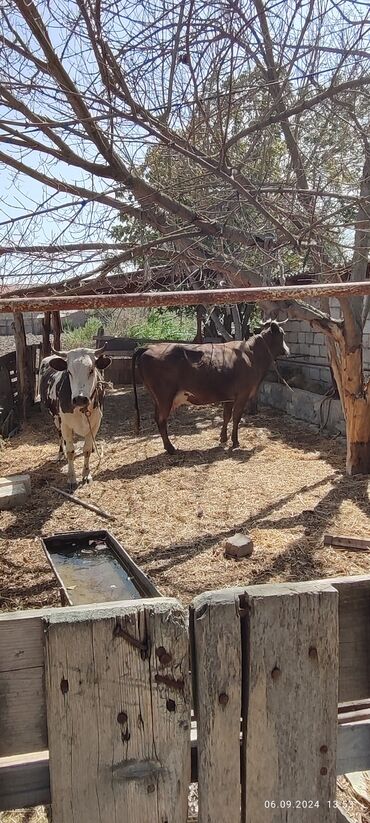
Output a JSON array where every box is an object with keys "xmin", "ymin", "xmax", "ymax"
[
  {"xmin": 94, "ymin": 342, "xmax": 107, "ymax": 357},
  {"xmin": 51, "ymin": 347, "xmax": 67, "ymax": 357}
]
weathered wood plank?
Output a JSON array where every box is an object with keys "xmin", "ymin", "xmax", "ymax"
[
  {"xmin": 337, "ymin": 719, "xmax": 370, "ymax": 775},
  {"xmin": 332, "ymin": 577, "xmax": 370, "ymax": 702},
  {"xmin": 0, "ymin": 615, "xmax": 46, "ymax": 756},
  {"xmin": 0, "ymin": 575, "xmax": 369, "ymax": 765},
  {"xmin": 1, "ymin": 720, "xmax": 370, "ymax": 813},
  {"xmin": 324, "ymin": 534, "xmax": 370, "ymax": 550},
  {"xmin": 192, "ymin": 589, "xmax": 242, "ymax": 823},
  {"xmin": 0, "ymin": 752, "xmax": 49, "ymax": 811},
  {"xmin": 241, "ymin": 582, "xmax": 339, "ymax": 822},
  {"xmin": 44, "ymin": 598, "xmax": 191, "ymax": 823}
]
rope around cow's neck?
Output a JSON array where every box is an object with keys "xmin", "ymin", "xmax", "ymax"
[
  {"xmin": 83, "ymin": 408, "xmax": 103, "ymax": 470},
  {"xmin": 260, "ymin": 335, "xmax": 294, "ymax": 393},
  {"xmin": 81, "ymin": 377, "xmax": 111, "ymax": 473}
]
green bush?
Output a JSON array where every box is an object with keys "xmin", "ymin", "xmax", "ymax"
[
  {"xmin": 126, "ymin": 309, "xmax": 195, "ymax": 340},
  {"xmin": 63, "ymin": 316, "xmax": 102, "ymax": 349}
]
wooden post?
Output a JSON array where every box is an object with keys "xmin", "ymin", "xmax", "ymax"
[
  {"xmin": 13, "ymin": 312, "xmax": 33, "ymax": 420},
  {"xmin": 41, "ymin": 312, "xmax": 51, "ymax": 359},
  {"xmin": 241, "ymin": 581, "xmax": 339, "ymax": 822},
  {"xmin": 44, "ymin": 599, "xmax": 191, "ymax": 823},
  {"xmin": 192, "ymin": 590, "xmax": 242, "ymax": 823},
  {"xmin": 51, "ymin": 311, "xmax": 62, "ymax": 351}
]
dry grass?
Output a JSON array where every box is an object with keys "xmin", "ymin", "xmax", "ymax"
[
  {"xmin": 2, "ymin": 387, "xmax": 370, "ymax": 611},
  {"xmin": 2, "ymin": 388, "xmax": 370, "ymax": 822}
]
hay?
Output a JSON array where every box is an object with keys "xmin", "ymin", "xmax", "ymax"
[
  {"xmin": 2, "ymin": 388, "xmax": 370, "ymax": 610},
  {"xmin": 2, "ymin": 388, "xmax": 370, "ymax": 821}
]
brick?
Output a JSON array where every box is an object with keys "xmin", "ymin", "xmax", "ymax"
[
  {"xmin": 298, "ymin": 332, "xmax": 306, "ymax": 343},
  {"xmin": 224, "ymin": 533, "xmax": 254, "ymax": 560},
  {"xmin": 310, "ymin": 344, "xmax": 320, "ymax": 357},
  {"xmin": 315, "ymin": 333, "xmax": 325, "ymax": 345},
  {"xmin": 319, "ymin": 345, "xmax": 328, "ymax": 358},
  {"xmin": 305, "ymin": 332, "xmax": 314, "ymax": 344},
  {"xmin": 309, "ymin": 367, "xmax": 320, "ymax": 381}
]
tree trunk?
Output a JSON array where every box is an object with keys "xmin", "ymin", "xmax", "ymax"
[
  {"xmin": 333, "ymin": 345, "xmax": 370, "ymax": 475},
  {"xmin": 13, "ymin": 312, "xmax": 33, "ymax": 420},
  {"xmin": 345, "ymin": 394, "xmax": 370, "ymax": 475}
]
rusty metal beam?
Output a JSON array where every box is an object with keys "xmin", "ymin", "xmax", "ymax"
[{"xmin": 1, "ymin": 280, "xmax": 370, "ymax": 313}]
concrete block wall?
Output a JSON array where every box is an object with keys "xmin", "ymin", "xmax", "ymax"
[{"xmin": 280, "ymin": 298, "xmax": 370, "ymax": 387}]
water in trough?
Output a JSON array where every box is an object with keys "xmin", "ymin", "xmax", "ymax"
[{"xmin": 47, "ymin": 536, "xmax": 144, "ymax": 605}]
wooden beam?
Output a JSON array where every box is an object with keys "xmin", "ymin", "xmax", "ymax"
[
  {"xmin": 51, "ymin": 311, "xmax": 61, "ymax": 350},
  {"xmin": 336, "ymin": 719, "xmax": 370, "ymax": 774},
  {"xmin": 13, "ymin": 312, "xmax": 33, "ymax": 419},
  {"xmin": 1, "ymin": 576, "xmax": 370, "ymax": 764},
  {"xmin": 240, "ymin": 582, "xmax": 339, "ymax": 822},
  {"xmin": 192, "ymin": 589, "xmax": 242, "ymax": 823},
  {"xmin": 2, "ymin": 718, "xmax": 370, "ymax": 813},
  {"xmin": 41, "ymin": 312, "xmax": 51, "ymax": 359},
  {"xmin": 0, "ymin": 752, "xmax": 49, "ymax": 811},
  {"xmin": 44, "ymin": 599, "xmax": 191, "ymax": 823},
  {"xmin": 324, "ymin": 534, "xmax": 370, "ymax": 551},
  {"xmin": 1, "ymin": 279, "xmax": 370, "ymax": 313}
]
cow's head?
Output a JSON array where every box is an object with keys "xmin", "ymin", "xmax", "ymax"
[
  {"xmin": 260, "ymin": 320, "xmax": 290, "ymax": 359},
  {"xmin": 49, "ymin": 345, "xmax": 111, "ymax": 409}
]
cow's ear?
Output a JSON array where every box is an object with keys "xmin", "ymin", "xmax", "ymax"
[
  {"xmin": 95, "ymin": 355, "xmax": 112, "ymax": 371},
  {"xmin": 49, "ymin": 357, "xmax": 67, "ymax": 371}
]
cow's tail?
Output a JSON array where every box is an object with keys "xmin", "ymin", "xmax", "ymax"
[{"xmin": 132, "ymin": 346, "xmax": 147, "ymax": 435}]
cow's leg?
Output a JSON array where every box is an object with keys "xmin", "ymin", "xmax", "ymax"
[
  {"xmin": 231, "ymin": 398, "xmax": 246, "ymax": 450},
  {"xmin": 220, "ymin": 402, "xmax": 233, "ymax": 443},
  {"xmin": 154, "ymin": 404, "xmax": 176, "ymax": 454},
  {"xmin": 82, "ymin": 431, "xmax": 94, "ymax": 484},
  {"xmin": 61, "ymin": 424, "xmax": 77, "ymax": 491},
  {"xmin": 53, "ymin": 415, "xmax": 64, "ymax": 462}
]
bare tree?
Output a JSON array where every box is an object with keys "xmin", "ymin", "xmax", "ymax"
[{"xmin": 1, "ymin": 0, "xmax": 370, "ymax": 471}]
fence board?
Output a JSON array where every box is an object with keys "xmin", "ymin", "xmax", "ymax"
[
  {"xmin": 192, "ymin": 589, "xmax": 242, "ymax": 823},
  {"xmin": 44, "ymin": 598, "xmax": 190, "ymax": 823},
  {"xmin": 333, "ymin": 576, "xmax": 370, "ymax": 701},
  {"xmin": 0, "ymin": 752, "xmax": 49, "ymax": 811},
  {"xmin": 0, "ymin": 615, "xmax": 46, "ymax": 756},
  {"xmin": 241, "ymin": 582, "xmax": 339, "ymax": 823},
  {"xmin": 0, "ymin": 576, "xmax": 368, "ymax": 764}
]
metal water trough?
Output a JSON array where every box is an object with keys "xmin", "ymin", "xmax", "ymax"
[{"xmin": 41, "ymin": 530, "xmax": 160, "ymax": 606}]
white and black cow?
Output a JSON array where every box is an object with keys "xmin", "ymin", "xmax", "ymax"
[{"xmin": 40, "ymin": 345, "xmax": 111, "ymax": 490}]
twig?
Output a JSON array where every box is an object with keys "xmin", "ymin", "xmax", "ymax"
[{"xmin": 49, "ymin": 485, "xmax": 116, "ymax": 521}]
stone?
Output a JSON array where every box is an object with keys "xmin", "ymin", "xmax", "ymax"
[
  {"xmin": 224, "ymin": 533, "xmax": 254, "ymax": 560},
  {"xmin": 0, "ymin": 474, "xmax": 31, "ymax": 510}
]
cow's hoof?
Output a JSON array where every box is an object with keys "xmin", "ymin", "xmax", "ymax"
[
  {"xmin": 67, "ymin": 481, "xmax": 77, "ymax": 493},
  {"xmin": 220, "ymin": 435, "xmax": 228, "ymax": 444},
  {"xmin": 165, "ymin": 446, "xmax": 177, "ymax": 455},
  {"xmin": 231, "ymin": 442, "xmax": 240, "ymax": 451},
  {"xmin": 82, "ymin": 474, "xmax": 93, "ymax": 485}
]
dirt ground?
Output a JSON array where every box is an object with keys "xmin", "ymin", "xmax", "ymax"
[
  {"xmin": 2, "ymin": 387, "xmax": 370, "ymax": 610},
  {"xmin": 2, "ymin": 388, "xmax": 370, "ymax": 822}
]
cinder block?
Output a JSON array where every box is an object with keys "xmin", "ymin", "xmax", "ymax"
[
  {"xmin": 309, "ymin": 367, "xmax": 320, "ymax": 381},
  {"xmin": 224, "ymin": 533, "xmax": 254, "ymax": 560},
  {"xmin": 298, "ymin": 332, "xmax": 306, "ymax": 343},
  {"xmin": 0, "ymin": 476, "xmax": 31, "ymax": 510},
  {"xmin": 310, "ymin": 344, "xmax": 320, "ymax": 357},
  {"xmin": 306, "ymin": 332, "xmax": 314, "ymax": 344},
  {"xmin": 0, "ymin": 474, "xmax": 31, "ymax": 494}
]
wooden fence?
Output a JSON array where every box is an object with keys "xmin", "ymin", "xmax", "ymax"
[
  {"xmin": 0, "ymin": 345, "xmax": 40, "ymax": 434},
  {"xmin": 0, "ymin": 576, "xmax": 369, "ymax": 821}
]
